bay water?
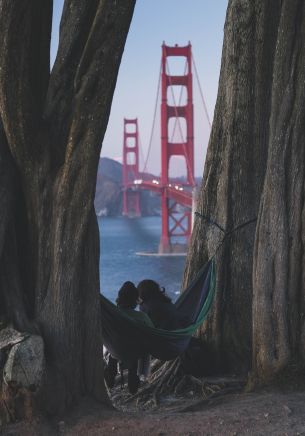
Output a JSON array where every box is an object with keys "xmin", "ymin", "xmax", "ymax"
[{"xmin": 98, "ymin": 216, "xmax": 186, "ymax": 303}]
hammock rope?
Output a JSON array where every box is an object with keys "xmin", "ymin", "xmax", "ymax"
[
  {"xmin": 194, "ymin": 211, "xmax": 257, "ymax": 236},
  {"xmin": 194, "ymin": 211, "xmax": 257, "ymax": 257}
]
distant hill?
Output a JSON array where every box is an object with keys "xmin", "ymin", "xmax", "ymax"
[
  {"xmin": 94, "ymin": 157, "xmax": 203, "ymax": 217},
  {"xmin": 94, "ymin": 158, "xmax": 161, "ymax": 216},
  {"xmin": 97, "ymin": 157, "xmax": 122, "ymax": 183}
]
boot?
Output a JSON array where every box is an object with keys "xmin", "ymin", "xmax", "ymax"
[
  {"xmin": 128, "ymin": 361, "xmax": 140, "ymax": 394},
  {"xmin": 104, "ymin": 356, "xmax": 118, "ymax": 388}
]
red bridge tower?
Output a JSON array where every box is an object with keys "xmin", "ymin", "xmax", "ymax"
[
  {"xmin": 159, "ymin": 43, "xmax": 195, "ymax": 253},
  {"xmin": 122, "ymin": 118, "xmax": 141, "ymax": 217}
]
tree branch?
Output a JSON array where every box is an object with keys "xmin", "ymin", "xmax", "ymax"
[
  {"xmin": 0, "ymin": 0, "xmax": 52, "ymax": 168},
  {"xmin": 43, "ymin": 0, "xmax": 136, "ymax": 277},
  {"xmin": 45, "ymin": 0, "xmax": 136, "ymax": 169}
]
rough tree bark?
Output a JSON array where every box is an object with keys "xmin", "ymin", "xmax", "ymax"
[
  {"xmin": 184, "ymin": 0, "xmax": 305, "ymax": 380},
  {"xmin": 0, "ymin": 0, "xmax": 135, "ymax": 416},
  {"xmin": 252, "ymin": 0, "xmax": 305, "ymax": 381}
]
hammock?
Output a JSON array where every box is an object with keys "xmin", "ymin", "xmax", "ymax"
[{"xmin": 100, "ymin": 259, "xmax": 215, "ymax": 363}]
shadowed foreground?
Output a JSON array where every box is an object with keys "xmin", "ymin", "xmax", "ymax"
[{"xmin": 3, "ymin": 389, "xmax": 305, "ymax": 435}]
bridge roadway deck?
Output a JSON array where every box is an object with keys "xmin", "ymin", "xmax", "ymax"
[{"xmin": 125, "ymin": 180, "xmax": 193, "ymax": 208}]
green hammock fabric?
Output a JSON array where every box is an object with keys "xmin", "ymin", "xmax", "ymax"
[{"xmin": 100, "ymin": 259, "xmax": 215, "ymax": 362}]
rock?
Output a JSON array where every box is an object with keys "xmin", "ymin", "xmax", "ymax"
[
  {"xmin": 0, "ymin": 327, "xmax": 27, "ymax": 350},
  {"xmin": 3, "ymin": 335, "xmax": 44, "ymax": 390}
]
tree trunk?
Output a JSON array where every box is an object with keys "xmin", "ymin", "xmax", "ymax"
[
  {"xmin": 184, "ymin": 0, "xmax": 305, "ymax": 380},
  {"xmin": 252, "ymin": 0, "xmax": 305, "ymax": 381},
  {"xmin": 0, "ymin": 0, "xmax": 135, "ymax": 416}
]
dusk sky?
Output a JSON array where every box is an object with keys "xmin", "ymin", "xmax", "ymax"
[{"xmin": 51, "ymin": 1, "xmax": 228, "ymax": 177}]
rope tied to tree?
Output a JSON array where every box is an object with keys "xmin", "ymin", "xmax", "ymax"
[
  {"xmin": 195, "ymin": 211, "xmax": 256, "ymax": 236},
  {"xmin": 194, "ymin": 211, "xmax": 257, "ymax": 259},
  {"xmin": 194, "ymin": 212, "xmax": 226, "ymax": 233}
]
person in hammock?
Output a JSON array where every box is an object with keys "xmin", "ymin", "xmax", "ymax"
[
  {"xmin": 137, "ymin": 279, "xmax": 189, "ymax": 330},
  {"xmin": 104, "ymin": 281, "xmax": 153, "ymax": 394},
  {"xmin": 136, "ymin": 279, "xmax": 190, "ymax": 379}
]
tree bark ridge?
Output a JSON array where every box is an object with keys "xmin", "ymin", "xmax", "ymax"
[{"xmin": 252, "ymin": 0, "xmax": 305, "ymax": 379}]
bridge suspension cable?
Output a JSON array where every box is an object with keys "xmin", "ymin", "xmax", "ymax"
[
  {"xmin": 141, "ymin": 48, "xmax": 211, "ymax": 184},
  {"xmin": 192, "ymin": 54, "xmax": 212, "ymax": 129},
  {"xmin": 142, "ymin": 61, "xmax": 162, "ymax": 175}
]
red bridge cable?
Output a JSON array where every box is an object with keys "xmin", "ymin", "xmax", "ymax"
[{"xmin": 142, "ymin": 61, "xmax": 162, "ymax": 175}]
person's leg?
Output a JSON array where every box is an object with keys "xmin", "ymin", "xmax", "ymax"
[
  {"xmin": 128, "ymin": 360, "xmax": 140, "ymax": 394},
  {"xmin": 104, "ymin": 355, "xmax": 118, "ymax": 388},
  {"xmin": 138, "ymin": 354, "xmax": 151, "ymax": 380}
]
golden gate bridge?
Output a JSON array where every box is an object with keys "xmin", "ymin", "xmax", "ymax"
[{"xmin": 121, "ymin": 42, "xmax": 211, "ymax": 254}]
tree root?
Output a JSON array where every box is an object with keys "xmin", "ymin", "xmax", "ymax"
[
  {"xmin": 122, "ymin": 357, "xmax": 246, "ymax": 411},
  {"xmin": 171, "ymin": 386, "xmax": 243, "ymax": 413}
]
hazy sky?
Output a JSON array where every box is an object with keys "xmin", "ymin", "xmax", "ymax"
[{"xmin": 51, "ymin": 1, "xmax": 228, "ymax": 177}]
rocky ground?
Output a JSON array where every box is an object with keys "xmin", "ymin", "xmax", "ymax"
[
  {"xmin": 1, "ymin": 326, "xmax": 305, "ymax": 435},
  {"xmin": 2, "ymin": 386, "xmax": 305, "ymax": 435}
]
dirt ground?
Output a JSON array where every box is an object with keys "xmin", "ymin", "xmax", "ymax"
[{"xmin": 2, "ymin": 388, "xmax": 305, "ymax": 436}]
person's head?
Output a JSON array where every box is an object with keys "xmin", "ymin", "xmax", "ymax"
[
  {"xmin": 137, "ymin": 279, "xmax": 171, "ymax": 304},
  {"xmin": 116, "ymin": 281, "xmax": 139, "ymax": 309}
]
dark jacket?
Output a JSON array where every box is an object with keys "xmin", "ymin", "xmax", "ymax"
[
  {"xmin": 140, "ymin": 300, "xmax": 186, "ymax": 330},
  {"xmin": 121, "ymin": 307, "xmax": 154, "ymax": 328}
]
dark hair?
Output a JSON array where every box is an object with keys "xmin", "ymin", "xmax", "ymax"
[
  {"xmin": 137, "ymin": 279, "xmax": 171, "ymax": 304},
  {"xmin": 116, "ymin": 281, "xmax": 139, "ymax": 309}
]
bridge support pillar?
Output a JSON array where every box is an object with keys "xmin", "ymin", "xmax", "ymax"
[
  {"xmin": 122, "ymin": 118, "xmax": 141, "ymax": 217},
  {"xmin": 159, "ymin": 43, "xmax": 195, "ymax": 253}
]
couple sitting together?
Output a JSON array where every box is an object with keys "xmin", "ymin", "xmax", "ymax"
[{"xmin": 104, "ymin": 279, "xmax": 187, "ymax": 394}]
